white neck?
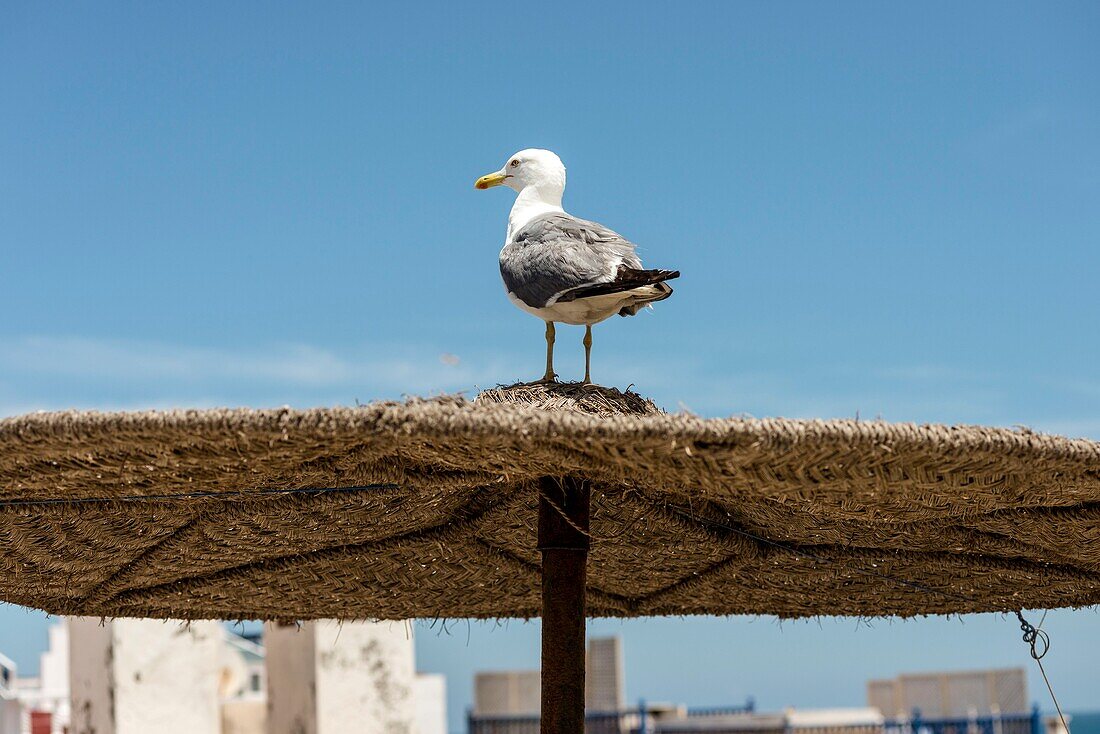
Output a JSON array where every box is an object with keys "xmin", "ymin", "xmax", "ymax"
[{"xmin": 506, "ymin": 185, "xmax": 565, "ymax": 242}]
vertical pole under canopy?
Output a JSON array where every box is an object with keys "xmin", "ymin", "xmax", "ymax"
[{"xmin": 538, "ymin": 476, "xmax": 591, "ymax": 734}]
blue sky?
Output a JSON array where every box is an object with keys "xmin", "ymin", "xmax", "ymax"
[{"xmin": 1, "ymin": 1, "xmax": 1098, "ymax": 731}]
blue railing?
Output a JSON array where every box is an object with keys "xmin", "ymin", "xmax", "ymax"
[
  {"xmin": 687, "ymin": 698, "xmax": 757, "ymax": 718},
  {"xmin": 469, "ymin": 704, "xmax": 1042, "ymax": 734},
  {"xmin": 468, "ymin": 698, "xmax": 757, "ymax": 734},
  {"xmin": 885, "ymin": 706, "xmax": 1043, "ymax": 734}
]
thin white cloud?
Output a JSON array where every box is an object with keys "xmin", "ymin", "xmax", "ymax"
[
  {"xmin": 0, "ymin": 396, "xmax": 263, "ymax": 418},
  {"xmin": 0, "ymin": 336, "xmax": 510, "ymax": 417},
  {"xmin": 0, "ymin": 337, "xmax": 361, "ymax": 385}
]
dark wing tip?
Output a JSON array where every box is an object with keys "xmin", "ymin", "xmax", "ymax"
[{"xmin": 556, "ymin": 266, "xmax": 680, "ymax": 303}]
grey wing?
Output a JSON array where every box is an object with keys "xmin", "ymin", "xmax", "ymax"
[{"xmin": 499, "ymin": 213, "xmax": 643, "ymax": 309}]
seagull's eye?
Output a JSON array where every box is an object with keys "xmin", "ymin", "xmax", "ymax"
[{"xmin": 510, "ymin": 160, "xmax": 520, "ymax": 168}]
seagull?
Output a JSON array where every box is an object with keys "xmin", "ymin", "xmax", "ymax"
[{"xmin": 475, "ymin": 149, "xmax": 679, "ymax": 385}]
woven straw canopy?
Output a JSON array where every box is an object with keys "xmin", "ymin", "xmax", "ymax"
[{"xmin": 2, "ymin": 386, "xmax": 1099, "ymax": 622}]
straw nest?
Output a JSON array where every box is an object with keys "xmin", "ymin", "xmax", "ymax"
[
  {"xmin": 1, "ymin": 386, "xmax": 1099, "ymax": 622},
  {"xmin": 475, "ymin": 381, "xmax": 660, "ymax": 415}
]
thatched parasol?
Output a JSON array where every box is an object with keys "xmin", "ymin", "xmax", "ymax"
[{"xmin": 3, "ymin": 384, "xmax": 1099, "ymax": 732}]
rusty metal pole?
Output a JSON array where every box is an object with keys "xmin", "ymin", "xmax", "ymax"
[{"xmin": 538, "ymin": 475, "xmax": 591, "ymax": 734}]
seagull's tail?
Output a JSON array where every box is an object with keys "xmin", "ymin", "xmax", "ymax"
[
  {"xmin": 617, "ymin": 279, "xmax": 675, "ymax": 316},
  {"xmin": 612, "ymin": 268, "xmax": 678, "ymax": 316}
]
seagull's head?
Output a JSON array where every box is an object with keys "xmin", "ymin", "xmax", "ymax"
[{"xmin": 475, "ymin": 149, "xmax": 566, "ymax": 198}]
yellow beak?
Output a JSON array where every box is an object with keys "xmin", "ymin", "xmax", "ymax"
[{"xmin": 474, "ymin": 171, "xmax": 508, "ymax": 190}]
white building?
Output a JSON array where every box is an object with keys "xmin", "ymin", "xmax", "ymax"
[
  {"xmin": 265, "ymin": 620, "xmax": 425, "ymax": 734},
  {"xmin": 69, "ymin": 617, "xmax": 224, "ymax": 734},
  {"xmin": 0, "ymin": 652, "xmax": 22, "ymax": 734},
  {"xmin": 4, "ymin": 618, "xmax": 446, "ymax": 734},
  {"xmin": 415, "ymin": 674, "xmax": 447, "ymax": 734},
  {"xmin": 0, "ymin": 652, "xmax": 15, "ymax": 692},
  {"xmin": 9, "ymin": 620, "xmax": 70, "ymax": 734}
]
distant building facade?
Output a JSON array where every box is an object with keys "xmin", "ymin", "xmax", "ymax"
[
  {"xmin": 867, "ymin": 668, "xmax": 1028, "ymax": 718},
  {"xmin": 0, "ymin": 652, "xmax": 21, "ymax": 734},
  {"xmin": 475, "ymin": 670, "xmax": 542, "ymax": 716},
  {"xmin": 586, "ymin": 637, "xmax": 625, "ymax": 713},
  {"xmin": 475, "ymin": 636, "xmax": 625, "ymax": 719}
]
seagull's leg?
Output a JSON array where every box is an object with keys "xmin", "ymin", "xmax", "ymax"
[
  {"xmin": 582, "ymin": 324, "xmax": 593, "ymax": 385},
  {"xmin": 538, "ymin": 321, "xmax": 557, "ymax": 383}
]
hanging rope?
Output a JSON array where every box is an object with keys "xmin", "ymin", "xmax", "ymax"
[{"xmin": 1016, "ymin": 610, "xmax": 1069, "ymax": 734}]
